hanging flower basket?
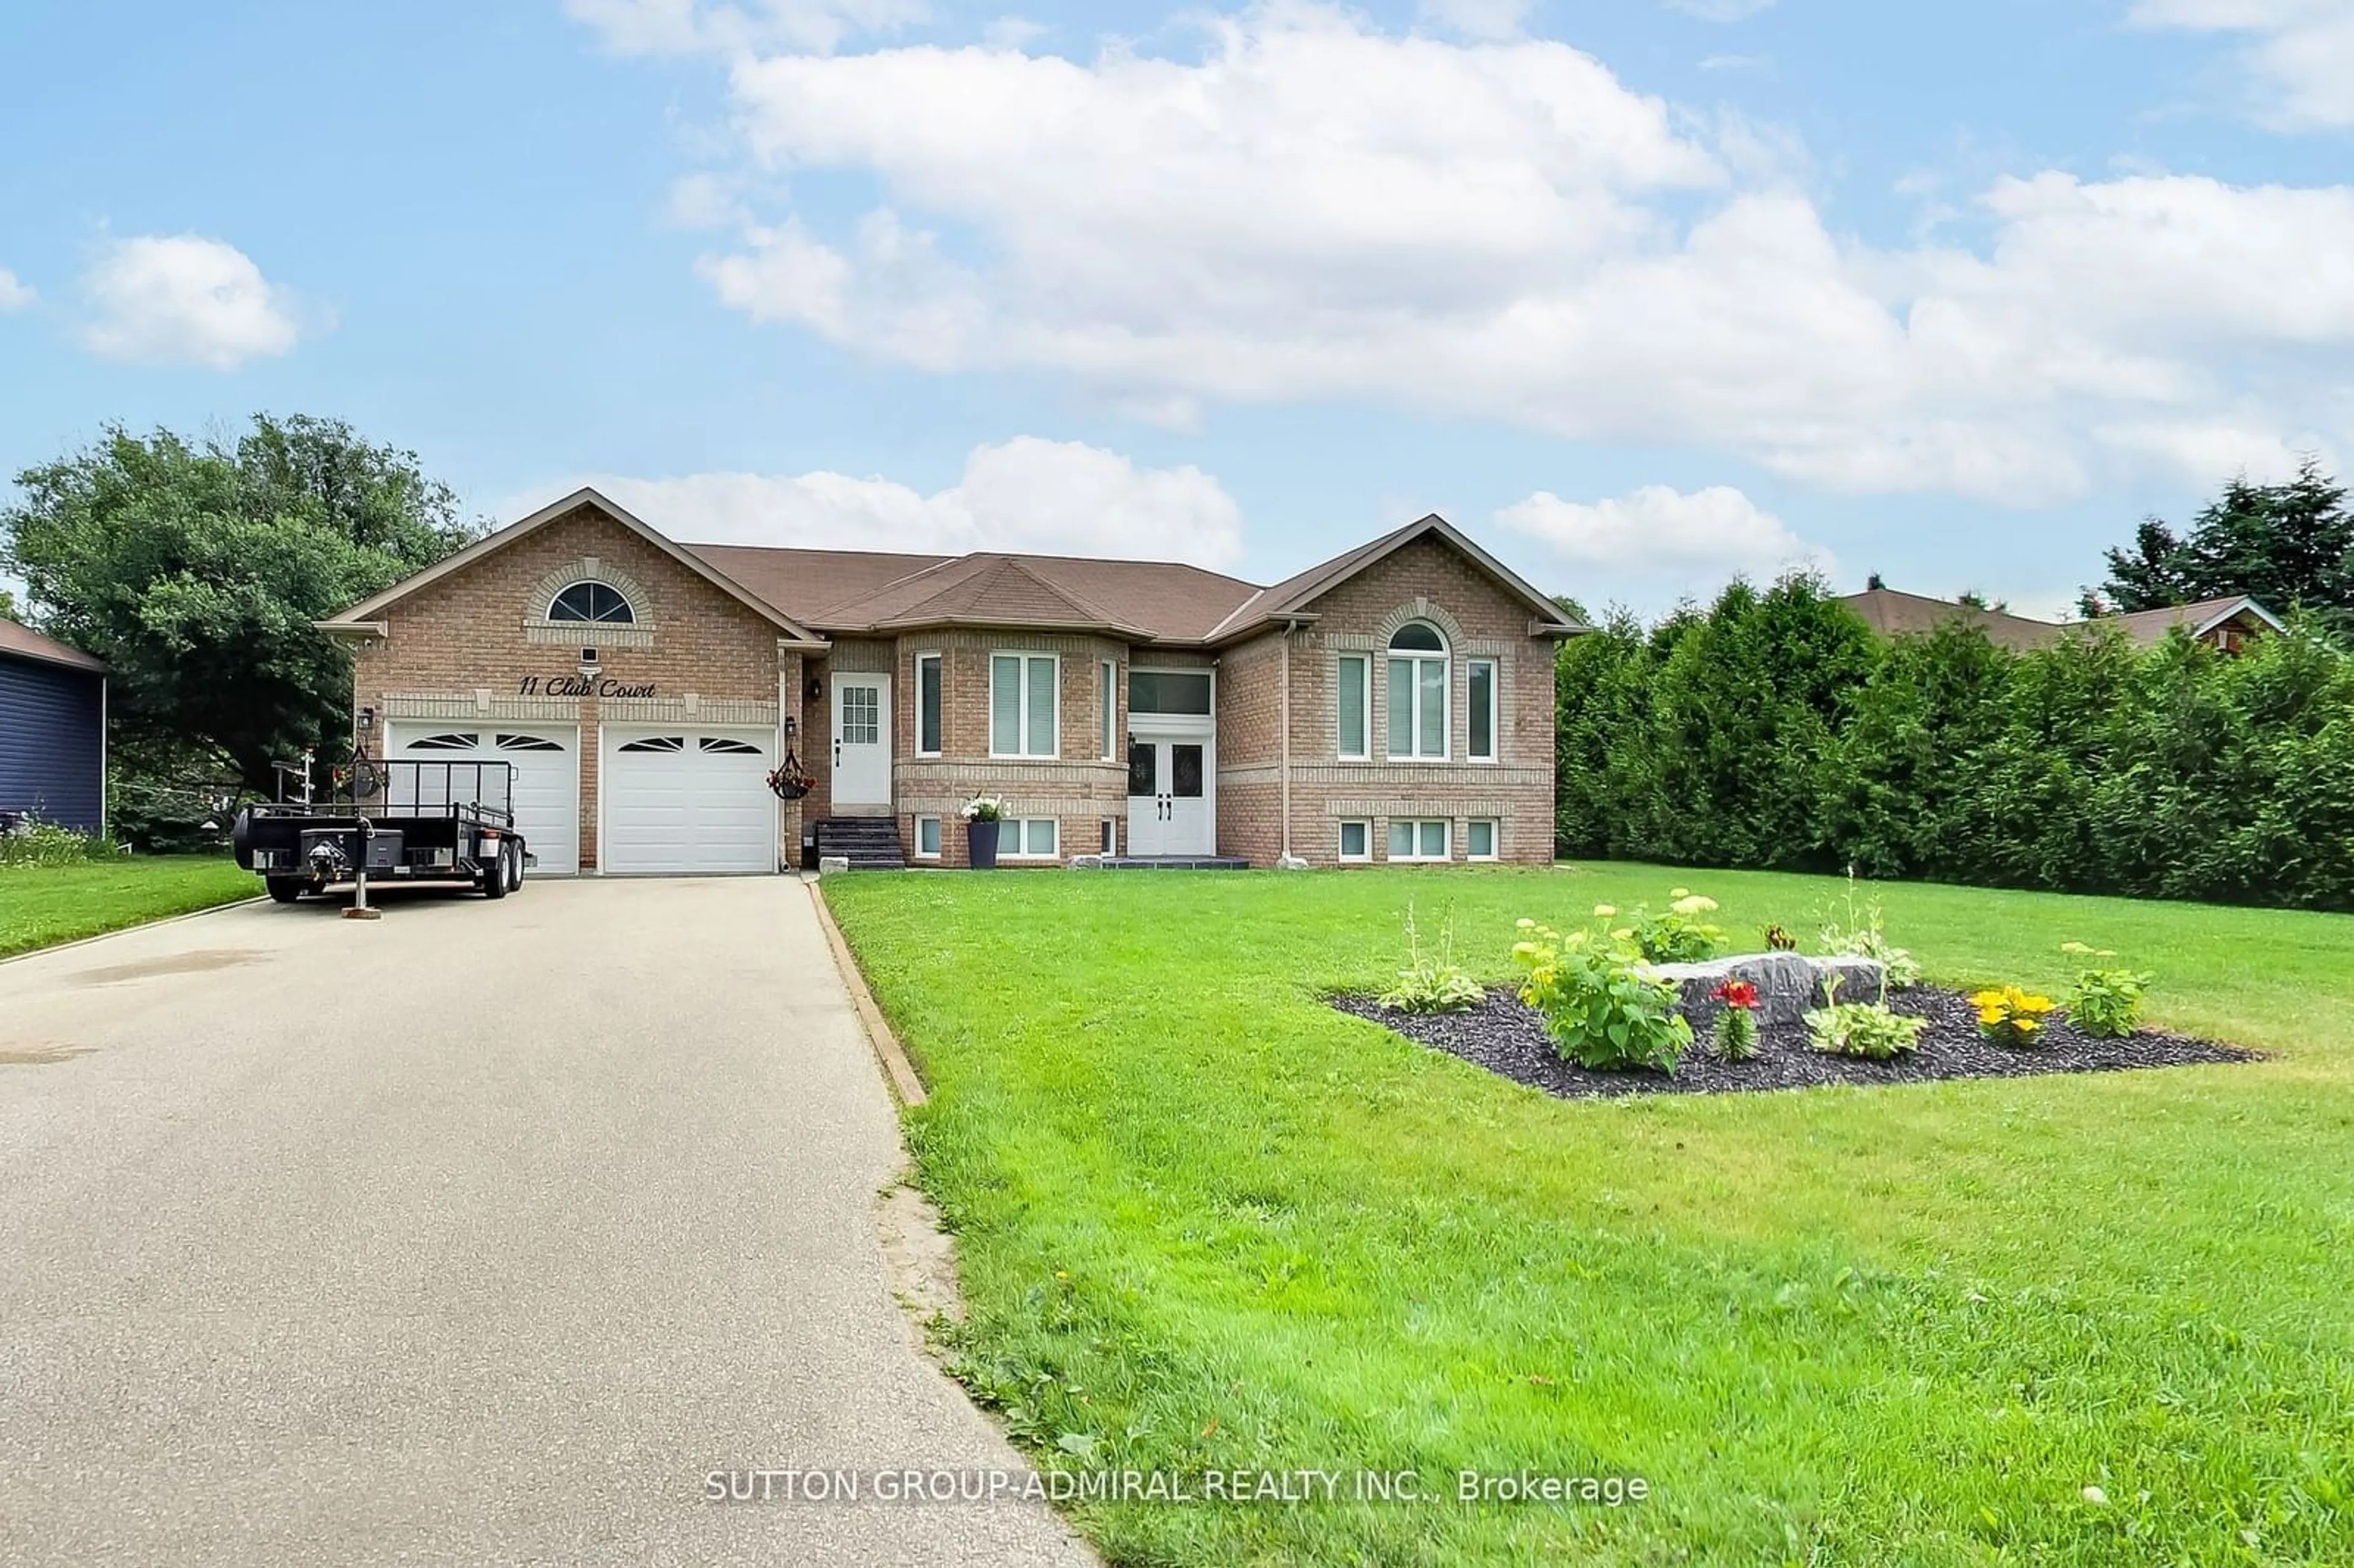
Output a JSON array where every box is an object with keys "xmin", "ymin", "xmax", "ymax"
[{"xmin": 766, "ymin": 752, "xmax": 815, "ymax": 801}]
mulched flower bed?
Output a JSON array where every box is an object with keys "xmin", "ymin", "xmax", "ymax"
[{"xmin": 1330, "ymin": 984, "xmax": 2260, "ymax": 1100}]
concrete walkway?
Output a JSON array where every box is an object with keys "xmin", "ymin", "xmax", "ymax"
[{"xmin": 0, "ymin": 878, "xmax": 1091, "ymax": 1567}]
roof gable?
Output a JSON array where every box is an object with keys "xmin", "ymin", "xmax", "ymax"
[
  {"xmin": 321, "ymin": 487, "xmax": 827, "ymax": 645},
  {"xmin": 1206, "ymin": 514, "xmax": 1583, "ymax": 643}
]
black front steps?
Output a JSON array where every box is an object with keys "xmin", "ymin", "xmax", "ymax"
[{"xmin": 813, "ymin": 816, "xmax": 907, "ymax": 869}]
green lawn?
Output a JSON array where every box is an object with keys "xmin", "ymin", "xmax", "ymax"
[
  {"xmin": 823, "ymin": 864, "xmax": 2354, "ymax": 1567},
  {"xmin": 0, "ymin": 855, "xmax": 261, "ymax": 958}
]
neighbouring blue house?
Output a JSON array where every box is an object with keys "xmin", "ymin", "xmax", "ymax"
[{"xmin": 0, "ymin": 619, "xmax": 107, "ymax": 834}]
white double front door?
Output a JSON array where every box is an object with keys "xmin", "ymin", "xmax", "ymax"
[
  {"xmin": 830, "ymin": 673, "xmax": 892, "ymax": 807},
  {"xmin": 1126, "ymin": 726, "xmax": 1214, "ymax": 856}
]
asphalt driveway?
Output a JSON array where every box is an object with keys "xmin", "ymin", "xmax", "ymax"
[{"xmin": 0, "ymin": 878, "xmax": 1091, "ymax": 1567}]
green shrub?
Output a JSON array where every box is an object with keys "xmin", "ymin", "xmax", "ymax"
[
  {"xmin": 0, "ymin": 813, "xmax": 103, "ymax": 869},
  {"xmin": 1377, "ymin": 901, "xmax": 1485, "ymax": 1014},
  {"xmin": 1629, "ymin": 888, "xmax": 1724, "ymax": 963},
  {"xmin": 1511, "ymin": 909, "xmax": 1692, "ymax": 1073},
  {"xmin": 1804, "ymin": 976, "xmax": 1927, "ymax": 1059},
  {"xmin": 1550, "ymin": 566, "xmax": 2354, "ymax": 915},
  {"xmin": 2061, "ymin": 942, "xmax": 2152, "ymax": 1038}
]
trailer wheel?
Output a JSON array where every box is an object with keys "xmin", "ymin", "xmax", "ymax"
[
  {"xmin": 481, "ymin": 847, "xmax": 509, "ymax": 900},
  {"xmin": 265, "ymin": 877, "xmax": 306, "ymax": 904},
  {"xmin": 505, "ymin": 843, "xmax": 524, "ymax": 893}
]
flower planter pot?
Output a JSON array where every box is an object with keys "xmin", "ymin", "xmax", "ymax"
[{"xmin": 966, "ymin": 818, "xmax": 1001, "ymax": 869}]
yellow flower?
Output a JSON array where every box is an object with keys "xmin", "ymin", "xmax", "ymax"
[
  {"xmin": 1970, "ymin": 989, "xmax": 2005, "ymax": 1009},
  {"xmin": 1977, "ymin": 1007, "xmax": 2005, "ymax": 1026},
  {"xmin": 1671, "ymin": 894, "xmax": 1719, "ymax": 916},
  {"xmin": 1592, "ymin": 904, "xmax": 1618, "ymax": 918},
  {"xmin": 2014, "ymin": 1018, "xmax": 2040, "ymax": 1033},
  {"xmin": 1612, "ymin": 927, "xmax": 1636, "ymax": 942},
  {"xmin": 1669, "ymin": 888, "xmax": 1691, "ymax": 900}
]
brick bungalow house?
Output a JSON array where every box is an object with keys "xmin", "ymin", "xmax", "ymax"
[{"xmin": 319, "ymin": 488, "xmax": 1580, "ymax": 874}]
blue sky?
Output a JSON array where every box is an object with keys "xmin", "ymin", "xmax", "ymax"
[{"xmin": 2, "ymin": 0, "xmax": 2348, "ymax": 618}]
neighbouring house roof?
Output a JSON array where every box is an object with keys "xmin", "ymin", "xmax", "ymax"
[
  {"xmin": 1835, "ymin": 587, "xmax": 2063, "ymax": 653},
  {"xmin": 2095, "ymin": 595, "xmax": 2287, "ymax": 648},
  {"xmin": 1841, "ymin": 586, "xmax": 2287, "ymax": 653},
  {"xmin": 326, "ymin": 486, "xmax": 1581, "ymax": 650},
  {"xmin": 0, "ymin": 618, "xmax": 108, "ymax": 675}
]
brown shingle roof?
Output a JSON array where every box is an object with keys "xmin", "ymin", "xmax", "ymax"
[
  {"xmin": 329, "ymin": 485, "xmax": 1575, "ymax": 650},
  {"xmin": 682, "ymin": 542, "xmax": 1263, "ymax": 642},
  {"xmin": 2097, "ymin": 595, "xmax": 2284, "ymax": 648},
  {"xmin": 0, "ymin": 618, "xmax": 107, "ymax": 674},
  {"xmin": 1837, "ymin": 588, "xmax": 2063, "ymax": 653}
]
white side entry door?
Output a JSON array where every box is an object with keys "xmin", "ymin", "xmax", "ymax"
[{"xmin": 830, "ymin": 673, "xmax": 892, "ymax": 807}]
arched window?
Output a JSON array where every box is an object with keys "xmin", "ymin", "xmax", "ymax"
[
  {"xmin": 1387, "ymin": 621, "xmax": 1449, "ymax": 759},
  {"xmin": 548, "ymin": 581, "xmax": 634, "ymax": 623}
]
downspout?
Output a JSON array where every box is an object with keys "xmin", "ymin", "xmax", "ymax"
[
  {"xmin": 1280, "ymin": 627, "xmax": 1292, "ymax": 861},
  {"xmin": 1278, "ymin": 617, "xmax": 1309, "ymax": 869}
]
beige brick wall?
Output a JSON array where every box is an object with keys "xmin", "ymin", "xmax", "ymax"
[
  {"xmin": 1213, "ymin": 534, "xmax": 1558, "ymax": 867},
  {"xmin": 351, "ymin": 502, "xmax": 796, "ymax": 870},
  {"xmin": 885, "ymin": 630, "xmax": 1127, "ymax": 867}
]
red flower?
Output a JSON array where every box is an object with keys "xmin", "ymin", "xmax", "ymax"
[{"xmin": 1712, "ymin": 978, "xmax": 1761, "ymax": 1010}]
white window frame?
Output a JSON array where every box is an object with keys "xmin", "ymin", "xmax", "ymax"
[
  {"xmin": 1467, "ymin": 658, "xmax": 1499, "ymax": 764},
  {"xmin": 1100, "ymin": 659, "xmax": 1118, "ymax": 760},
  {"xmin": 1386, "ymin": 624, "xmax": 1449, "ymax": 763},
  {"xmin": 915, "ymin": 652, "xmax": 944, "ymax": 758},
  {"xmin": 989, "ymin": 651, "xmax": 1061, "ymax": 759},
  {"xmin": 1466, "ymin": 819, "xmax": 1500, "ymax": 862},
  {"xmin": 1004, "ymin": 818, "xmax": 1060, "ymax": 860},
  {"xmin": 1337, "ymin": 654, "xmax": 1371, "ymax": 761},
  {"xmin": 913, "ymin": 815, "xmax": 943, "ymax": 860},
  {"xmin": 1387, "ymin": 818, "xmax": 1452, "ymax": 863},
  {"xmin": 1337, "ymin": 819, "xmax": 1372, "ymax": 863}
]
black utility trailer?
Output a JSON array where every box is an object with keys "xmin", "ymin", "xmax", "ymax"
[{"xmin": 232, "ymin": 753, "xmax": 529, "ymax": 905}]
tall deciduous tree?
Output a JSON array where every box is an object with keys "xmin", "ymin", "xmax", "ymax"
[
  {"xmin": 2, "ymin": 416, "xmax": 480, "ymax": 794},
  {"xmin": 2085, "ymin": 459, "xmax": 2353, "ymax": 628}
]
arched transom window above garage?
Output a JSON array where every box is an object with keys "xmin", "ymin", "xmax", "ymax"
[
  {"xmin": 525, "ymin": 557, "xmax": 657, "ymax": 647},
  {"xmin": 548, "ymin": 581, "xmax": 634, "ymax": 623}
]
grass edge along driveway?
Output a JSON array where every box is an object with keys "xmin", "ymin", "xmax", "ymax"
[
  {"xmin": 0, "ymin": 855, "xmax": 261, "ymax": 959},
  {"xmin": 824, "ymin": 863, "xmax": 2354, "ymax": 1568}
]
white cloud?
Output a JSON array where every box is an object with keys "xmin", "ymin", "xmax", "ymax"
[
  {"xmin": 0, "ymin": 268, "xmax": 34, "ymax": 311},
  {"xmin": 1499, "ymin": 485, "xmax": 1829, "ymax": 585},
  {"xmin": 543, "ymin": 436, "xmax": 1246, "ymax": 568},
  {"xmin": 1663, "ymin": 0, "xmax": 1777, "ymax": 19},
  {"xmin": 565, "ymin": 0, "xmax": 926, "ymax": 55},
  {"xmin": 625, "ymin": 4, "xmax": 2354, "ymax": 506},
  {"xmin": 78, "ymin": 235, "xmax": 307, "ymax": 370},
  {"xmin": 1415, "ymin": 0, "xmax": 1534, "ymax": 40},
  {"xmin": 2132, "ymin": 0, "xmax": 2354, "ymax": 130}
]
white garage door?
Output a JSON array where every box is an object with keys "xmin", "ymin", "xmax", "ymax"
[
  {"xmin": 386, "ymin": 726, "xmax": 581, "ymax": 875},
  {"xmin": 602, "ymin": 728, "xmax": 779, "ymax": 875}
]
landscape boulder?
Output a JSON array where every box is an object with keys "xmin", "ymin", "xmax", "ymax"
[{"xmin": 1651, "ymin": 953, "xmax": 1887, "ymax": 1027}]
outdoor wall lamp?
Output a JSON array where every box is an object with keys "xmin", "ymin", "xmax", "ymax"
[
  {"xmin": 781, "ymin": 713, "xmax": 799, "ymax": 739},
  {"xmin": 579, "ymin": 647, "xmax": 601, "ymax": 680},
  {"xmin": 357, "ymin": 706, "xmax": 376, "ymax": 731}
]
